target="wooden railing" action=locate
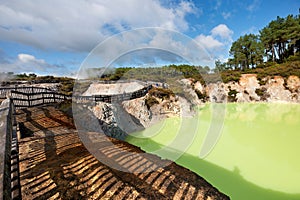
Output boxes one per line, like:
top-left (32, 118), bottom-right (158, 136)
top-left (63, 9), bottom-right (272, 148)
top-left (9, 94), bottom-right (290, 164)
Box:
top-left (73, 85), bottom-right (152, 104)
top-left (0, 84), bottom-right (153, 109)
top-left (0, 84), bottom-right (153, 199)
top-left (11, 91), bottom-right (70, 108)
top-left (0, 83), bottom-right (154, 109)
top-left (0, 99), bottom-right (21, 200)
top-left (0, 86), bottom-right (55, 99)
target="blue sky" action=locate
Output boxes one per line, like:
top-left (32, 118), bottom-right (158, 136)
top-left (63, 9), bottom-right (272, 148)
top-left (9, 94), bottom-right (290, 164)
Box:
top-left (0, 0), bottom-right (299, 77)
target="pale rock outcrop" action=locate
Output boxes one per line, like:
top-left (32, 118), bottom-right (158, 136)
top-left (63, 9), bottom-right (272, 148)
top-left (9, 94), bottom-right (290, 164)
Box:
top-left (194, 81), bottom-right (204, 93)
top-left (91, 102), bottom-right (127, 140)
top-left (287, 75), bottom-right (300, 92)
top-left (83, 82), bottom-right (144, 96)
top-left (148, 95), bottom-right (182, 121)
top-left (178, 79), bottom-right (201, 105)
top-left (238, 74), bottom-right (260, 101)
top-left (205, 82), bottom-right (228, 103)
top-left (91, 101), bottom-right (146, 140)
top-left (87, 74), bottom-right (300, 140)
top-left (122, 97), bottom-right (151, 127)
top-left (91, 94), bottom-right (182, 140)
top-left (184, 74), bottom-right (300, 103)
top-left (287, 75), bottom-right (300, 102)
top-left (266, 76), bottom-right (292, 102)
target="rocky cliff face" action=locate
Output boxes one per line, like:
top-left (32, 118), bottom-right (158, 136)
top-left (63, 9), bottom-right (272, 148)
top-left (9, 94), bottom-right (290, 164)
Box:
top-left (90, 93), bottom-right (182, 140)
top-left (88, 74), bottom-right (300, 140)
top-left (192, 74), bottom-right (300, 103)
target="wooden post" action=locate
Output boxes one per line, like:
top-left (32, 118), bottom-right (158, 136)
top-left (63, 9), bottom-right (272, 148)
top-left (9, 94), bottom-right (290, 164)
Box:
top-left (27, 94), bottom-right (31, 107)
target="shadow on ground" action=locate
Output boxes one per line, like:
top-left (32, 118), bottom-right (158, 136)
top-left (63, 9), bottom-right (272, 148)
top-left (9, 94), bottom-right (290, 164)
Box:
top-left (17, 105), bottom-right (229, 199)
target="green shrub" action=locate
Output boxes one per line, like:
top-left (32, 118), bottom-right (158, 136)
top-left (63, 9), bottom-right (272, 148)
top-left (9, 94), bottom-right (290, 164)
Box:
top-left (221, 70), bottom-right (241, 83)
top-left (59, 80), bottom-right (74, 96)
top-left (253, 61), bottom-right (300, 80)
top-left (264, 61), bottom-right (278, 68)
top-left (257, 77), bottom-right (267, 86)
top-left (145, 96), bottom-right (159, 109)
top-left (148, 87), bottom-right (175, 100)
top-left (228, 89), bottom-right (238, 102)
top-left (287, 53), bottom-right (300, 62)
top-left (195, 89), bottom-right (208, 101)
top-left (57, 100), bottom-right (72, 115)
top-left (255, 88), bottom-right (270, 101)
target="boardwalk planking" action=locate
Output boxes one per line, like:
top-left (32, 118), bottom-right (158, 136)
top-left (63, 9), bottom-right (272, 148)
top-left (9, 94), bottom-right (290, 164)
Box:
top-left (16, 105), bottom-right (229, 199)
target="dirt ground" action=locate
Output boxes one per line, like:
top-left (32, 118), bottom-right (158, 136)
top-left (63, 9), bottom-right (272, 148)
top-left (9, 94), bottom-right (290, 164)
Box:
top-left (16, 105), bottom-right (229, 200)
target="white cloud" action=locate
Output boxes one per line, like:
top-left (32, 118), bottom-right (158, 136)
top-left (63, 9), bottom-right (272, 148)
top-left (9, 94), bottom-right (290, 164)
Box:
top-left (18, 54), bottom-right (45, 64)
top-left (79, 28), bottom-right (213, 73)
top-left (0, 0), bottom-right (195, 52)
top-left (0, 53), bottom-right (72, 76)
top-left (247, 0), bottom-right (261, 12)
top-left (214, 0), bottom-right (222, 10)
top-left (16, 53), bottom-right (48, 71)
top-left (194, 34), bottom-right (223, 50)
top-left (194, 24), bottom-right (234, 60)
top-left (211, 24), bottom-right (233, 41)
top-left (195, 24), bottom-right (233, 51)
top-left (221, 12), bottom-right (231, 20)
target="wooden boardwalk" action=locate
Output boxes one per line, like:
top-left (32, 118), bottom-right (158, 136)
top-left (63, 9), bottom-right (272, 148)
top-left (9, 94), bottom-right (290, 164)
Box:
top-left (0, 86), bottom-right (54, 99)
top-left (16, 105), bottom-right (229, 199)
top-left (2, 85), bottom-right (153, 108)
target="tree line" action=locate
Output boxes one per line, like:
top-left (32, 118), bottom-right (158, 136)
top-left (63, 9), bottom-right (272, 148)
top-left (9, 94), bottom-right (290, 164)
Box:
top-left (215, 13), bottom-right (300, 71)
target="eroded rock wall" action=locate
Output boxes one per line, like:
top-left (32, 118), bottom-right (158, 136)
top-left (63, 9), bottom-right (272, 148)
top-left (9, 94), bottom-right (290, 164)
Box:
top-left (88, 74), bottom-right (300, 140)
top-left (191, 74), bottom-right (300, 103)
top-left (90, 94), bottom-right (182, 140)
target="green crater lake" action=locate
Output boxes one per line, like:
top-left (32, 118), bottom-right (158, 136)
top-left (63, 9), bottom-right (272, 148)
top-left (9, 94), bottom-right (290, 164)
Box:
top-left (126, 103), bottom-right (300, 200)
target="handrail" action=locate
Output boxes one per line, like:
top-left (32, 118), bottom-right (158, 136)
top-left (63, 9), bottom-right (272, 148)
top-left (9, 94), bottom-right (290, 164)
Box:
top-left (11, 90), bottom-right (71, 108)
top-left (73, 85), bottom-right (152, 103)
top-left (4, 84), bottom-right (152, 108)
top-left (0, 99), bottom-right (21, 199)
top-left (0, 86), bottom-right (56, 99)
top-left (0, 84), bottom-right (153, 199)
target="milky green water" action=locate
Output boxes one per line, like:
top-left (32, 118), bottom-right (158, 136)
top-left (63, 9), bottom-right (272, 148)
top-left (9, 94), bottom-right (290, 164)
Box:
top-left (126, 103), bottom-right (300, 200)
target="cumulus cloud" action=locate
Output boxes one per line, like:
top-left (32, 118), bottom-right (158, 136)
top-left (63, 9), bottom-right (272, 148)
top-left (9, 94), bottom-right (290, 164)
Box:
top-left (195, 24), bottom-right (233, 50)
top-left (194, 24), bottom-right (233, 59)
top-left (0, 0), bottom-right (195, 52)
top-left (18, 54), bottom-right (45, 64)
top-left (79, 28), bottom-right (213, 74)
top-left (0, 53), bottom-right (72, 76)
top-left (211, 24), bottom-right (233, 41)
top-left (194, 34), bottom-right (223, 50)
